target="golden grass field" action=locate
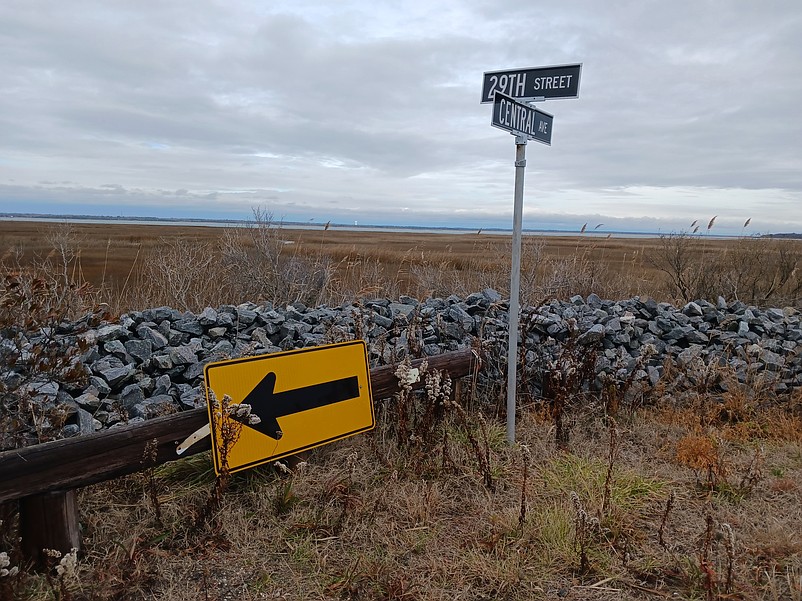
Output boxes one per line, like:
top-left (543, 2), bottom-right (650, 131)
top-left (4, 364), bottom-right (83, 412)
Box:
top-left (0, 219), bottom-right (662, 282)
top-left (0, 219), bottom-right (758, 312)
top-left (1, 219), bottom-right (802, 600)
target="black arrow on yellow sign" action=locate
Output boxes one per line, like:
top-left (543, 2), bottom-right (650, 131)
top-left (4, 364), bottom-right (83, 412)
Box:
top-left (241, 372), bottom-right (360, 440)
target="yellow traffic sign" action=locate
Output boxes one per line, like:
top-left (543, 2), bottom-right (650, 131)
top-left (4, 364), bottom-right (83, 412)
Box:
top-left (204, 340), bottom-right (374, 475)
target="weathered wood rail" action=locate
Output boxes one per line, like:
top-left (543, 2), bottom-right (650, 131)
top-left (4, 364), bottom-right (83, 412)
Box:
top-left (0, 349), bottom-right (483, 563)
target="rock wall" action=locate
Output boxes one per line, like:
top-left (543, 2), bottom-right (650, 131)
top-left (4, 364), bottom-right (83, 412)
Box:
top-left (5, 290), bottom-right (801, 442)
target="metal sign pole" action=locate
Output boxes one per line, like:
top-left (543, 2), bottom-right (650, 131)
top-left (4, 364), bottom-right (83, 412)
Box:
top-left (485, 62), bottom-right (580, 443)
top-left (507, 133), bottom-right (527, 445)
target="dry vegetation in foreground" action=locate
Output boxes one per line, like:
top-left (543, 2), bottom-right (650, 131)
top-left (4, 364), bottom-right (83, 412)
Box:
top-left (1, 217), bottom-right (801, 600)
top-left (3, 377), bottom-right (802, 600)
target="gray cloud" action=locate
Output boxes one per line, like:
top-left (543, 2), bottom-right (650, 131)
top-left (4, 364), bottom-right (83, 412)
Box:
top-left (1, 1), bottom-right (801, 234)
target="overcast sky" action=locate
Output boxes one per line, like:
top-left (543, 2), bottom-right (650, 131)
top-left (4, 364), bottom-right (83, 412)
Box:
top-left (1, 1), bottom-right (801, 234)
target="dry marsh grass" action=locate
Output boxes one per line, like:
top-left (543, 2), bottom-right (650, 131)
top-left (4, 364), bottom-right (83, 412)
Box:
top-left (4, 391), bottom-right (801, 600)
top-left (5, 218), bottom-right (800, 313)
top-left (1, 219), bottom-right (801, 600)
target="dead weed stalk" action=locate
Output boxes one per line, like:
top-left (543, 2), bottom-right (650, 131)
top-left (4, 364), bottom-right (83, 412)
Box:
top-left (193, 392), bottom-right (258, 531)
top-left (570, 491), bottom-right (598, 575)
top-left (601, 422), bottom-right (619, 518)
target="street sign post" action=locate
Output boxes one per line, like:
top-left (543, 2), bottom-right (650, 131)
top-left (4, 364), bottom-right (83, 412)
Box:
top-left (204, 340), bottom-right (374, 474)
top-left (481, 63), bottom-right (581, 103)
top-left (482, 63), bottom-right (581, 445)
top-left (491, 92), bottom-right (553, 145)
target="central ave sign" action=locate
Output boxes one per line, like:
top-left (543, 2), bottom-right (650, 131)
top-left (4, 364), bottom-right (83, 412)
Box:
top-left (491, 92), bottom-right (553, 145)
top-left (204, 340), bottom-right (374, 474)
top-left (481, 63), bottom-right (581, 103)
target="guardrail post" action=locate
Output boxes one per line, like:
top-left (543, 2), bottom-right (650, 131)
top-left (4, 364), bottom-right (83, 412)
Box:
top-left (20, 490), bottom-right (80, 568)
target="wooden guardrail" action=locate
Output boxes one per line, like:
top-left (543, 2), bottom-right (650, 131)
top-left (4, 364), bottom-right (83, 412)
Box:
top-left (0, 349), bottom-right (483, 564)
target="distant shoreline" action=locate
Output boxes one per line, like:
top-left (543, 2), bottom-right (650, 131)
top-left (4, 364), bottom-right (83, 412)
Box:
top-left (0, 212), bottom-right (765, 239)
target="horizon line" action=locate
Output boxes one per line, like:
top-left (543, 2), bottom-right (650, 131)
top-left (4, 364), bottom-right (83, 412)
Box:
top-left (0, 211), bottom-right (764, 238)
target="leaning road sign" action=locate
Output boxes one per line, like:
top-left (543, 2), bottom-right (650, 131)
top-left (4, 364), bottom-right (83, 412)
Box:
top-left (491, 92), bottom-right (553, 145)
top-left (481, 63), bottom-right (582, 103)
top-left (204, 340), bottom-right (374, 475)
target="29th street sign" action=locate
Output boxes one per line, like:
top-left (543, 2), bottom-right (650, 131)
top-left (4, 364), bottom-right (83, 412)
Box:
top-left (491, 92), bottom-right (553, 145)
top-left (481, 63), bottom-right (581, 103)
